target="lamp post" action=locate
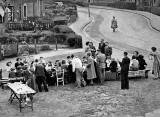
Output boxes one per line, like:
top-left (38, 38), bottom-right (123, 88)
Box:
top-left (88, 0), bottom-right (90, 17)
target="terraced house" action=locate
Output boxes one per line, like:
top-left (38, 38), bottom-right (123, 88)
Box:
top-left (0, 0), bottom-right (44, 23)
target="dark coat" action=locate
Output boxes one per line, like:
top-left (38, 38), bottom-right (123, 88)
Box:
top-left (98, 43), bottom-right (105, 54)
top-left (35, 64), bottom-right (46, 78)
top-left (120, 57), bottom-right (130, 73)
top-left (110, 61), bottom-right (117, 72)
top-left (139, 59), bottom-right (147, 70)
top-left (104, 46), bottom-right (112, 57)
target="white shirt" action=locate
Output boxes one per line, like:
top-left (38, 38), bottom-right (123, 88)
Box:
top-left (72, 57), bottom-right (82, 72)
top-left (130, 59), bottom-right (139, 68)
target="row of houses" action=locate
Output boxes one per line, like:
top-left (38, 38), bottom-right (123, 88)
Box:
top-left (0, 0), bottom-right (44, 23)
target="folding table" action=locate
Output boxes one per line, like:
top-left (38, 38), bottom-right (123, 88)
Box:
top-left (8, 82), bottom-right (36, 112)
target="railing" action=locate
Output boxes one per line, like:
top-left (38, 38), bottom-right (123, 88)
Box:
top-left (6, 22), bottom-right (55, 31)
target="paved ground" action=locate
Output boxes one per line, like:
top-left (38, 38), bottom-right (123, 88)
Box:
top-left (1, 6), bottom-right (160, 117)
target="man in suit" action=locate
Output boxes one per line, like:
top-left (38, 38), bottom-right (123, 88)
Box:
top-left (96, 49), bottom-right (106, 84)
top-left (98, 39), bottom-right (105, 54)
top-left (35, 62), bottom-right (48, 92)
top-left (119, 52), bottom-right (130, 90)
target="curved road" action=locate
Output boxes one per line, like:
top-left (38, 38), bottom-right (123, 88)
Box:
top-left (76, 6), bottom-right (160, 57)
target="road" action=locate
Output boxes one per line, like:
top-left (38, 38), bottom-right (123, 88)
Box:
top-left (79, 6), bottom-right (160, 53)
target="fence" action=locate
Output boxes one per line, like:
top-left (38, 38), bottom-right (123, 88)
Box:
top-left (6, 22), bottom-right (55, 31)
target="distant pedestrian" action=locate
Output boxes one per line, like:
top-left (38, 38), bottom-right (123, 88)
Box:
top-left (111, 16), bottom-right (118, 32)
top-left (119, 52), bottom-right (130, 90)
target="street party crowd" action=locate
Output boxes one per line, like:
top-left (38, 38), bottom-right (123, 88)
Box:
top-left (4, 38), bottom-right (154, 94)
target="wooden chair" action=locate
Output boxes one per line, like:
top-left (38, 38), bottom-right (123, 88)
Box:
top-left (56, 69), bottom-right (64, 86)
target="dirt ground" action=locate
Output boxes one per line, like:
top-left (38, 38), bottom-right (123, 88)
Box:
top-left (1, 78), bottom-right (160, 117)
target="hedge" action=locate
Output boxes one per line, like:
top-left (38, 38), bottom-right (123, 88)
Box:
top-left (67, 35), bottom-right (82, 48)
top-left (40, 44), bottom-right (51, 51)
top-left (19, 45), bottom-right (36, 55)
top-left (107, 2), bottom-right (136, 10)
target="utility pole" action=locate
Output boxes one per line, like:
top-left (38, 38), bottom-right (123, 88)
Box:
top-left (88, 0), bottom-right (90, 17)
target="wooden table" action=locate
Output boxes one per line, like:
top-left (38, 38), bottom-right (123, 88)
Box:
top-left (8, 82), bottom-right (36, 112)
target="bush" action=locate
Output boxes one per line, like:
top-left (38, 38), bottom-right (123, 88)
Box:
top-left (76, 1), bottom-right (88, 7)
top-left (40, 44), bottom-right (51, 51)
top-left (67, 38), bottom-right (75, 47)
top-left (67, 35), bottom-right (82, 48)
top-left (69, 15), bottom-right (77, 23)
top-left (107, 1), bottom-right (136, 10)
top-left (151, 7), bottom-right (160, 16)
top-left (76, 35), bottom-right (82, 48)
top-left (19, 46), bottom-right (36, 55)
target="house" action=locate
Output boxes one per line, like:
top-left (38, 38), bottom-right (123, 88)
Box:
top-left (0, 0), bottom-right (44, 23)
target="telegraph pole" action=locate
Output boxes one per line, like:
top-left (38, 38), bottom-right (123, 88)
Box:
top-left (88, 0), bottom-right (90, 17)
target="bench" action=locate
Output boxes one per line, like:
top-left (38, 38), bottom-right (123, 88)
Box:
top-left (128, 69), bottom-right (150, 78)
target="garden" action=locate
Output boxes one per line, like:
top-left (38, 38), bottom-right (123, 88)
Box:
top-left (0, 2), bottom-right (82, 59)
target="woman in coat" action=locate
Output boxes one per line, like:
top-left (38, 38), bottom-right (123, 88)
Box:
top-left (86, 52), bottom-right (97, 85)
top-left (150, 47), bottom-right (160, 79)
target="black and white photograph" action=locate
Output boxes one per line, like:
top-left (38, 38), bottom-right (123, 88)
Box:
top-left (0, 0), bottom-right (160, 117)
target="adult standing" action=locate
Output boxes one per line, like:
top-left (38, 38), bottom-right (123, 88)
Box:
top-left (98, 39), bottom-right (105, 54)
top-left (150, 47), bottom-right (160, 79)
top-left (71, 54), bottom-right (86, 88)
top-left (89, 42), bottom-right (96, 58)
top-left (85, 41), bottom-right (91, 53)
top-left (111, 16), bottom-right (118, 32)
top-left (96, 49), bottom-right (106, 84)
top-left (35, 62), bottom-right (48, 92)
top-left (104, 42), bottom-right (112, 58)
top-left (119, 52), bottom-right (130, 90)
top-left (86, 52), bottom-right (97, 85)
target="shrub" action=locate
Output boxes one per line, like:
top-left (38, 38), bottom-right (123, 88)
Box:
top-left (40, 44), bottom-right (51, 51)
top-left (67, 38), bottom-right (75, 47)
top-left (76, 35), bottom-right (82, 48)
top-left (67, 35), bottom-right (82, 48)
top-left (69, 15), bottom-right (77, 23)
top-left (19, 45), bottom-right (36, 55)
top-left (107, 1), bottom-right (136, 10)
top-left (76, 1), bottom-right (88, 7)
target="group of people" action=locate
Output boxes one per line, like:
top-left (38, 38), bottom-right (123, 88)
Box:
top-left (84, 39), bottom-right (149, 90)
top-left (5, 37), bottom-right (160, 91)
